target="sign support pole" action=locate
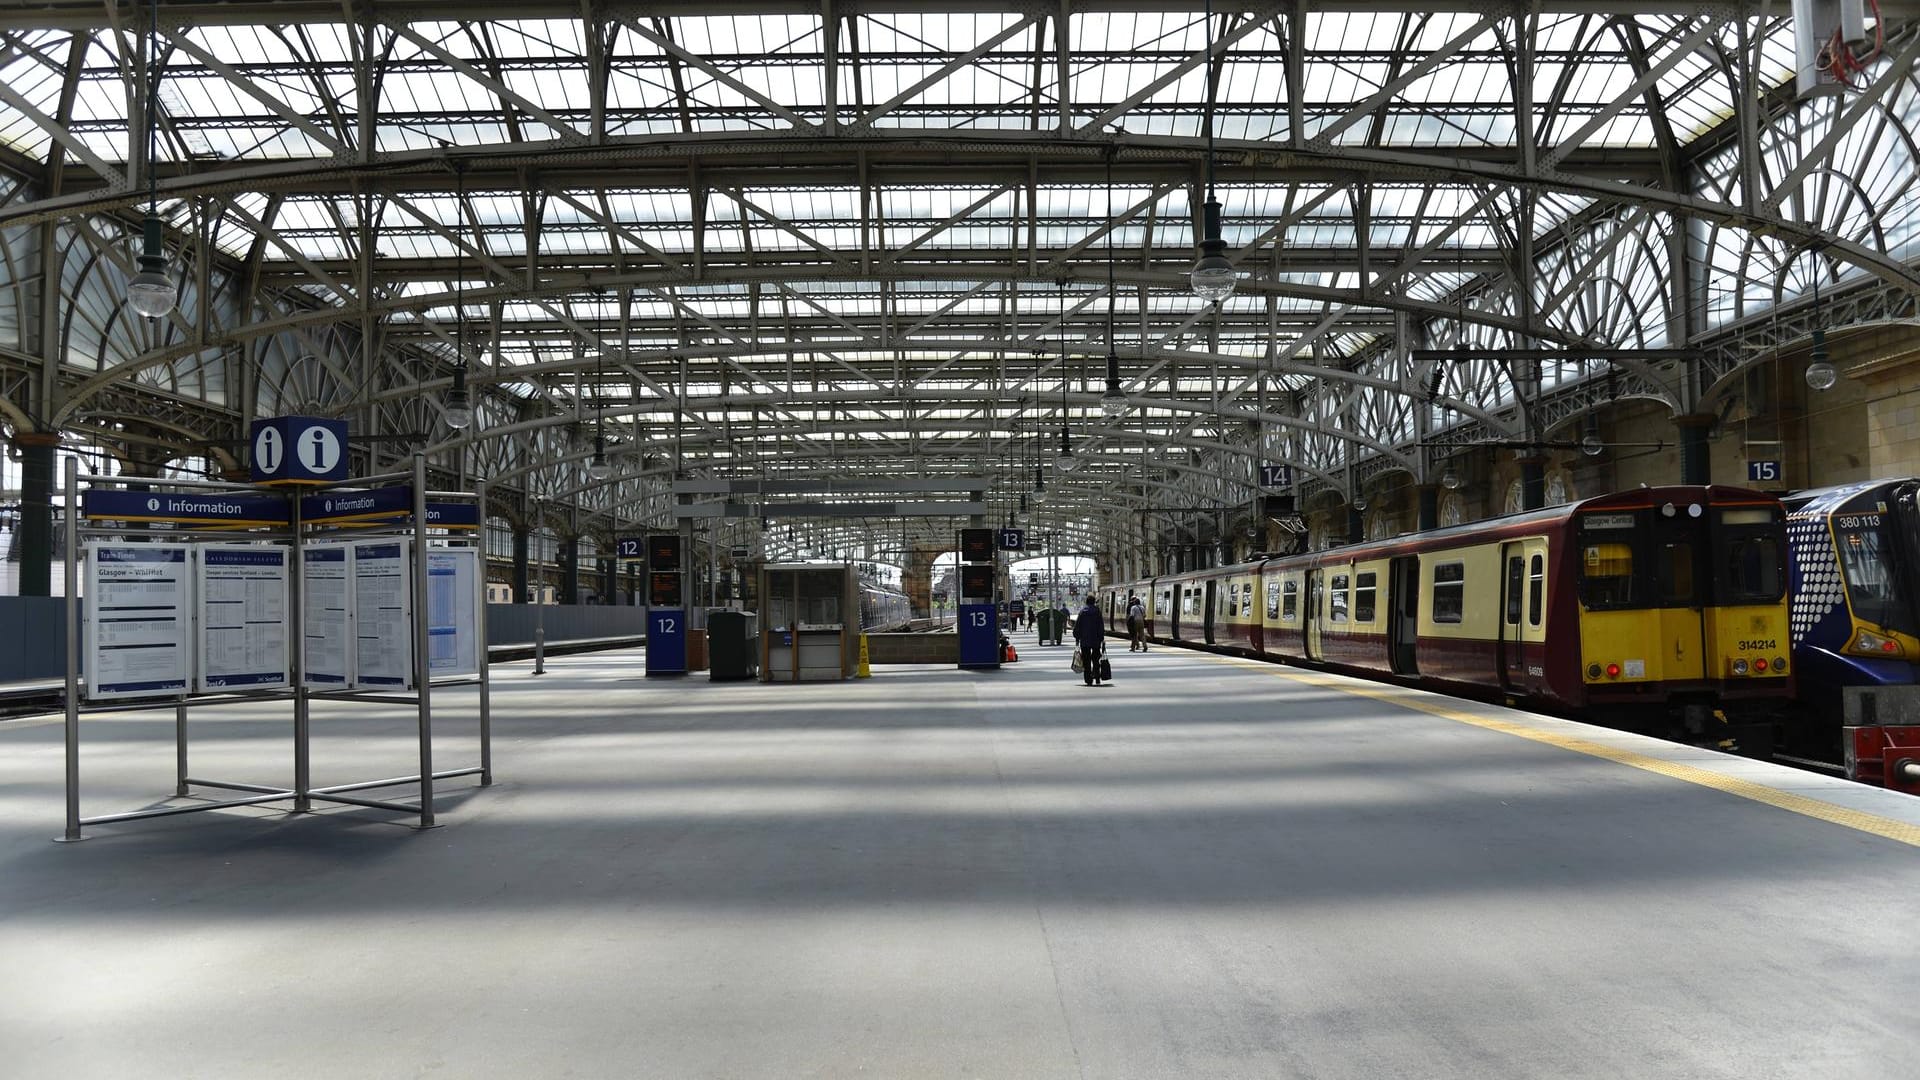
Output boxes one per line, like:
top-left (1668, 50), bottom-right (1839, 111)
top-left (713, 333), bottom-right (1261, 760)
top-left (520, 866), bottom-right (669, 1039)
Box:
top-left (476, 478), bottom-right (493, 785)
top-left (56, 457), bottom-right (86, 843)
top-left (411, 454), bottom-right (436, 829)
top-left (291, 490), bottom-right (310, 811)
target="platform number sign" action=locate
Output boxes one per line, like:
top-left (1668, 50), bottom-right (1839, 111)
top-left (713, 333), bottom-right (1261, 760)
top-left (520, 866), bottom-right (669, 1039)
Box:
top-left (1748, 460), bottom-right (1782, 483)
top-left (615, 536), bottom-right (643, 560)
top-left (998, 528), bottom-right (1025, 551)
top-left (1260, 464), bottom-right (1292, 488)
top-left (250, 416), bottom-right (348, 486)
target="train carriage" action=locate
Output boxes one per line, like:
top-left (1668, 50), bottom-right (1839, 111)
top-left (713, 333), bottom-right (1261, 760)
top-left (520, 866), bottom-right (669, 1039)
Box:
top-left (1115, 486), bottom-right (1793, 750)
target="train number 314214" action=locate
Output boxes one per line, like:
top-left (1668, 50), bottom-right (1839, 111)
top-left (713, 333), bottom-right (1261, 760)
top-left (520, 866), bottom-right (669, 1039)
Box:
top-left (1737, 639), bottom-right (1777, 651)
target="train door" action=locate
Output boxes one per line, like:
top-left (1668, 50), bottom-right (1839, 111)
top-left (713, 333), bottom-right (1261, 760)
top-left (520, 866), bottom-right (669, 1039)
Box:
top-left (1499, 540), bottom-right (1550, 694)
top-left (1203, 579), bottom-right (1217, 644)
top-left (1304, 568), bottom-right (1323, 661)
top-left (1388, 556), bottom-right (1420, 675)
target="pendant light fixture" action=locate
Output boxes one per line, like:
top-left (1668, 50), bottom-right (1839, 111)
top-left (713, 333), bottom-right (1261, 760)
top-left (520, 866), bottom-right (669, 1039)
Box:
top-left (126, 0), bottom-right (178, 319)
top-left (1055, 281), bottom-right (1079, 473)
top-left (1101, 146), bottom-right (1127, 418)
top-left (443, 160), bottom-right (474, 430)
top-left (1187, 0), bottom-right (1235, 305)
top-left (584, 350), bottom-right (612, 481)
top-left (1805, 260), bottom-right (1837, 391)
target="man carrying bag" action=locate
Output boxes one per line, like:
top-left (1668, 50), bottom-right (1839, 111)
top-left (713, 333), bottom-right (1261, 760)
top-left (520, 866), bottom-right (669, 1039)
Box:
top-left (1073, 594), bottom-right (1109, 686)
top-left (1125, 592), bottom-right (1147, 652)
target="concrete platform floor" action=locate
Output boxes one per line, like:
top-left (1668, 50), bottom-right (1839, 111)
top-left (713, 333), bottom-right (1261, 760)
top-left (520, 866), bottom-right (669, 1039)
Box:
top-left (3, 631), bottom-right (1919, 1079)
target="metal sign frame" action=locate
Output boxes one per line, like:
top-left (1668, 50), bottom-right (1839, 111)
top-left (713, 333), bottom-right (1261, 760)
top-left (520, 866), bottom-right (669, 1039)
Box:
top-left (54, 454), bottom-right (492, 842)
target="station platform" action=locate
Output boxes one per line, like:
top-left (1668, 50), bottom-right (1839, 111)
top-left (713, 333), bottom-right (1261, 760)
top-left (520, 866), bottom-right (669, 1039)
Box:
top-left (2, 631), bottom-right (1917, 1078)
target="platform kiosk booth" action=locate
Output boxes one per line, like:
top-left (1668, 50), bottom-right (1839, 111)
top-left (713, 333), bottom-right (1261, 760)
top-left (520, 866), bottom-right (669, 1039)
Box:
top-left (759, 563), bottom-right (859, 682)
top-left (957, 528), bottom-right (1001, 669)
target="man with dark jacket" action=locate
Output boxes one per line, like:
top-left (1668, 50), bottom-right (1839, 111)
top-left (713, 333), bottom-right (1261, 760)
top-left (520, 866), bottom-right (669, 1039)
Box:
top-left (1074, 594), bottom-right (1106, 686)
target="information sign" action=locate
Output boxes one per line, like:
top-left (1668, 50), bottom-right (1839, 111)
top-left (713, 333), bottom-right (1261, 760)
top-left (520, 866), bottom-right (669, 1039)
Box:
top-left (352, 540), bottom-right (412, 688)
top-left (85, 544), bottom-right (192, 700)
top-left (1260, 464), bottom-right (1293, 488)
top-left (959, 528), bottom-right (994, 563)
top-left (649, 572), bottom-right (684, 608)
top-left (957, 603), bottom-right (1001, 669)
top-left (960, 563), bottom-right (995, 599)
top-left (647, 608), bottom-right (687, 674)
top-left (650, 534), bottom-right (683, 571)
top-left (1747, 460), bottom-right (1782, 483)
top-left (425, 547), bottom-right (480, 677)
top-left (196, 546), bottom-right (290, 692)
top-left (303, 544), bottom-right (354, 687)
top-left (251, 416), bottom-right (348, 486)
top-left (616, 536), bottom-right (643, 559)
top-left (300, 488), bottom-right (478, 529)
top-left (82, 489), bottom-right (288, 528)
top-left (998, 528), bottom-right (1026, 551)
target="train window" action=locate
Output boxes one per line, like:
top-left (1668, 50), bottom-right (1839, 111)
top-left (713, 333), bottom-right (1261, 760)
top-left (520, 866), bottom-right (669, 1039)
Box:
top-left (1354, 572), bottom-right (1377, 623)
top-left (1720, 535), bottom-right (1784, 604)
top-left (1658, 543), bottom-right (1695, 604)
top-left (1528, 554), bottom-right (1544, 626)
top-left (1579, 541), bottom-right (1638, 609)
top-left (1329, 574), bottom-right (1350, 623)
top-left (1432, 562), bottom-right (1465, 624)
top-left (1267, 580), bottom-right (1282, 620)
top-left (1282, 580), bottom-right (1299, 621)
top-left (1504, 557), bottom-right (1524, 624)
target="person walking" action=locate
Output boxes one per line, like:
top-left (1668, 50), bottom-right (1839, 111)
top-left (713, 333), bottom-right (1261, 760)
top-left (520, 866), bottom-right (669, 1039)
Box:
top-left (1074, 594), bottom-right (1106, 686)
top-left (1126, 592), bottom-right (1147, 652)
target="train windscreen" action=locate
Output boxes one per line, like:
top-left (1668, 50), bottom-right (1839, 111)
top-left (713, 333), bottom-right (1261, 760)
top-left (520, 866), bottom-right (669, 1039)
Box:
top-left (1834, 504), bottom-right (1918, 637)
top-left (1711, 507), bottom-right (1786, 606)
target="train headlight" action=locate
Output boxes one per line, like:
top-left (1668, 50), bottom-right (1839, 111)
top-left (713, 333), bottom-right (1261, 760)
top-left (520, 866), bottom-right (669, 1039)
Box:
top-left (1848, 629), bottom-right (1907, 658)
top-left (1587, 663), bottom-right (1603, 679)
top-left (1732, 658), bottom-right (1749, 676)
top-left (1774, 656), bottom-right (1788, 673)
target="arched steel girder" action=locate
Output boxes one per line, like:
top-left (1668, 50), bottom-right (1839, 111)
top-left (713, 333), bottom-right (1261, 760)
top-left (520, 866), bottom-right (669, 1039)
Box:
top-left (51, 261), bottom-right (1565, 426)
top-left (8, 128), bottom-right (1916, 295)
top-left (426, 388), bottom-right (1402, 483)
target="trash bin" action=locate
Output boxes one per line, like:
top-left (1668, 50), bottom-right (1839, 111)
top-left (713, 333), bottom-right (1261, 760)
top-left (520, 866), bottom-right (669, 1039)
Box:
top-left (1036, 608), bottom-right (1063, 646)
top-left (708, 610), bottom-right (759, 681)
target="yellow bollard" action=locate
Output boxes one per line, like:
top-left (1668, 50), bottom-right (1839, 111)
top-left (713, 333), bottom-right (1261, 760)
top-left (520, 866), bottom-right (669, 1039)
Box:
top-left (856, 633), bottom-right (872, 678)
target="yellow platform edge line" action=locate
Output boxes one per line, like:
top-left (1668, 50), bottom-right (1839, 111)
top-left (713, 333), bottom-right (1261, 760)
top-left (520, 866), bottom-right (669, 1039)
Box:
top-left (1202, 653), bottom-right (1920, 849)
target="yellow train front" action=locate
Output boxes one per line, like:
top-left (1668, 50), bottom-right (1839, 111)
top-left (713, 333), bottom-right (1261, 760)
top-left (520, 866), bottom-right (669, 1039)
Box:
top-left (1108, 485), bottom-right (1794, 754)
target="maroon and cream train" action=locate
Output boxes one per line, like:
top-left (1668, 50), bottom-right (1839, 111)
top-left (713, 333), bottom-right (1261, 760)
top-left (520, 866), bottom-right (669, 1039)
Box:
top-left (1102, 486), bottom-right (1797, 747)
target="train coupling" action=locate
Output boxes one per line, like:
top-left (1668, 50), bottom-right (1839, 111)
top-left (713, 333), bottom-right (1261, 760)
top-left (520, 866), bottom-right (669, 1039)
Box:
top-left (1841, 686), bottom-right (1920, 794)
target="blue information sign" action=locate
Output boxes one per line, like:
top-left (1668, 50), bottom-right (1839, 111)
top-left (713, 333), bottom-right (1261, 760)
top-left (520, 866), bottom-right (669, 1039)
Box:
top-left (1260, 464), bottom-right (1292, 488)
top-left (251, 416), bottom-right (349, 486)
top-left (1747, 460), bottom-right (1782, 483)
top-left (300, 488), bottom-right (478, 528)
top-left (999, 528), bottom-right (1025, 551)
top-left (616, 536), bottom-right (644, 559)
top-left (957, 603), bottom-right (1001, 669)
top-left (646, 608), bottom-right (687, 675)
top-left (82, 489), bottom-right (289, 527)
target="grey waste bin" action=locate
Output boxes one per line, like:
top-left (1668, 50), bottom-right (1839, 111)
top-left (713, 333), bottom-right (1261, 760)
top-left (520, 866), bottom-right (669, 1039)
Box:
top-left (708, 610), bottom-right (759, 681)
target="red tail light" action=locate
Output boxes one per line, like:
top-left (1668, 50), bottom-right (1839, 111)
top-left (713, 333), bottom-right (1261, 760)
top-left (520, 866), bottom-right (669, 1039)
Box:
top-left (1754, 658), bottom-right (1768, 672)
top-left (1605, 663), bottom-right (1621, 679)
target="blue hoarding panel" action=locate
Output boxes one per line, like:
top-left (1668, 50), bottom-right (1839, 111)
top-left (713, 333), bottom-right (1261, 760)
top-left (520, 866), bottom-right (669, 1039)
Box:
top-left (647, 608), bottom-right (687, 675)
top-left (958, 603), bottom-right (1001, 668)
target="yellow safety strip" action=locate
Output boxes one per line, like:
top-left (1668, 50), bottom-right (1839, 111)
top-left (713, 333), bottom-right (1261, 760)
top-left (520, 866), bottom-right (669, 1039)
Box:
top-left (1202, 653), bottom-right (1920, 849)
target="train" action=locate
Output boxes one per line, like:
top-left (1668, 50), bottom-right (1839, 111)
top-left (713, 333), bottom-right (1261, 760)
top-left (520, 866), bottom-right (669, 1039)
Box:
top-left (859, 581), bottom-right (913, 632)
top-left (1781, 479), bottom-right (1920, 775)
top-left (1103, 485), bottom-right (1795, 753)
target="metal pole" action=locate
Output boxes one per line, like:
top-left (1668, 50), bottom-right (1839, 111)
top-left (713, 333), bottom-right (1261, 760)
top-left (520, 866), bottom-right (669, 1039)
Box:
top-left (174, 700), bottom-right (188, 797)
top-left (411, 454), bottom-right (435, 828)
top-left (475, 479), bottom-right (492, 785)
top-left (532, 497), bottom-right (546, 675)
top-left (290, 489), bottom-right (310, 811)
top-left (56, 456), bottom-right (86, 842)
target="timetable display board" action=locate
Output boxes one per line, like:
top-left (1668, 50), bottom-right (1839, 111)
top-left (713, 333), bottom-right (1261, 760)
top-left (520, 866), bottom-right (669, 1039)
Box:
top-left (303, 544), bottom-right (354, 687)
top-left (959, 528), bottom-right (994, 563)
top-left (196, 546), bottom-right (290, 692)
top-left (649, 534), bottom-right (683, 571)
top-left (425, 547), bottom-right (480, 678)
top-left (352, 540), bottom-right (412, 689)
top-left (84, 543), bottom-right (192, 700)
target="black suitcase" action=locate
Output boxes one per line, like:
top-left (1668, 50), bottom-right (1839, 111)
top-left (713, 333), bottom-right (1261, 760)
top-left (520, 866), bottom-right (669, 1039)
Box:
top-left (1098, 655), bottom-right (1112, 682)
